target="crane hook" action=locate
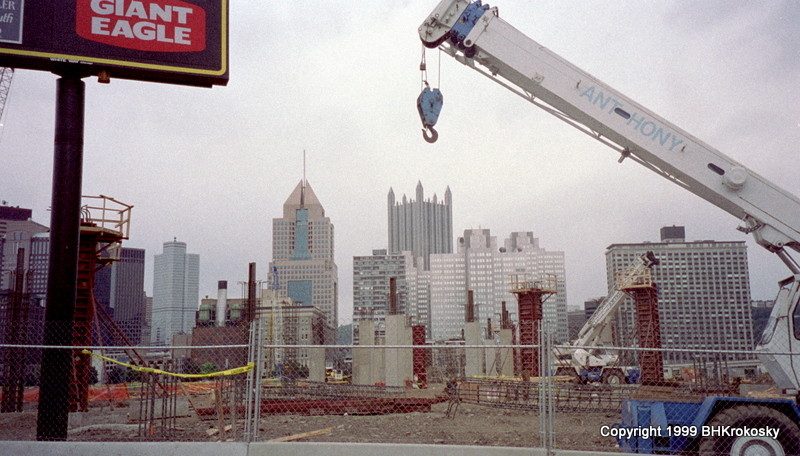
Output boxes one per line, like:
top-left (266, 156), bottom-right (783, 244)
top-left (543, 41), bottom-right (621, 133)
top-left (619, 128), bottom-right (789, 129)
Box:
top-left (422, 126), bottom-right (438, 143)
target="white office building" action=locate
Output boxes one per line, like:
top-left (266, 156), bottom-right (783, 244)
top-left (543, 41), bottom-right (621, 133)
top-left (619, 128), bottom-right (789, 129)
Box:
top-left (151, 240), bottom-right (199, 346)
top-left (606, 226), bottom-right (755, 364)
top-left (429, 230), bottom-right (568, 342)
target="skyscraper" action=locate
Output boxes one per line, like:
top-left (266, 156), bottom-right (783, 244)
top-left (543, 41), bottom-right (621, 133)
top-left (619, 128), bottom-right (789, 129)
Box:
top-left (95, 248), bottom-right (147, 345)
top-left (605, 226), bottom-right (755, 363)
top-left (0, 205), bottom-right (48, 291)
top-left (270, 179), bottom-right (338, 328)
top-left (110, 248), bottom-right (147, 345)
top-left (388, 182), bottom-right (452, 270)
top-left (151, 240), bottom-right (199, 346)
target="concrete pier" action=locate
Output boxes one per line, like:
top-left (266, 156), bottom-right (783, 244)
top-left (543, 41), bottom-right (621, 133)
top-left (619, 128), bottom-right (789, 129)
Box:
top-left (308, 347), bottom-right (326, 382)
top-left (464, 321), bottom-right (484, 377)
top-left (353, 320), bottom-right (384, 385)
top-left (498, 328), bottom-right (514, 377)
top-left (384, 314), bottom-right (412, 387)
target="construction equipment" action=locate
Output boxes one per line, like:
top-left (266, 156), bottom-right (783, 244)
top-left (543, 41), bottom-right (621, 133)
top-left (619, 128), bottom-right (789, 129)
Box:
top-left (419, 2), bottom-right (800, 454)
top-left (417, 83), bottom-right (442, 143)
top-left (0, 67), bottom-right (13, 124)
top-left (71, 195), bottom-right (132, 411)
top-left (556, 252), bottom-right (659, 384)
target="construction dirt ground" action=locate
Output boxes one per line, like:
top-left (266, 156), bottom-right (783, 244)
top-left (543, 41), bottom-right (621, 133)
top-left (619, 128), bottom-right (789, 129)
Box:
top-left (0, 383), bottom-right (622, 451)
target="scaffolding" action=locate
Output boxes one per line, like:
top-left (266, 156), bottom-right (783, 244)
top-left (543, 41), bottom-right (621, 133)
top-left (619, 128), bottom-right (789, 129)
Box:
top-left (70, 195), bottom-right (131, 412)
top-left (509, 274), bottom-right (557, 378)
top-left (616, 263), bottom-right (664, 385)
top-left (1, 249), bottom-right (30, 413)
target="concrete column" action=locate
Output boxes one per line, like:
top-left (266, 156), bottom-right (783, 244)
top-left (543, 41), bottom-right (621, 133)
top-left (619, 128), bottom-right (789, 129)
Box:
top-left (307, 347), bottom-right (326, 383)
top-left (353, 320), bottom-right (375, 385)
top-left (464, 321), bottom-right (484, 378)
top-left (498, 329), bottom-right (514, 377)
top-left (373, 336), bottom-right (385, 385)
top-left (384, 315), bottom-right (412, 387)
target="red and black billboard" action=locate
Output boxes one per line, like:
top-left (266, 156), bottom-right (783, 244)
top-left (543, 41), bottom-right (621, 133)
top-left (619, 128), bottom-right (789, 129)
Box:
top-left (0, 0), bottom-right (227, 87)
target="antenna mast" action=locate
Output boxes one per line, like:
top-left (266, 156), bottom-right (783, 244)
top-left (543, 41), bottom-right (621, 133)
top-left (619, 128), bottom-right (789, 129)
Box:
top-left (301, 150), bottom-right (306, 207)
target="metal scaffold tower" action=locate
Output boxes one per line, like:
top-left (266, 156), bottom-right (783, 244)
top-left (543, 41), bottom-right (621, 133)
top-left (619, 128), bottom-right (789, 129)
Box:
top-left (616, 260), bottom-right (664, 385)
top-left (509, 274), bottom-right (557, 378)
top-left (70, 196), bottom-right (132, 412)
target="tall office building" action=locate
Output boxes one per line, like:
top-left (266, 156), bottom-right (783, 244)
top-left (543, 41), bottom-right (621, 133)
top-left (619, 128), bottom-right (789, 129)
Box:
top-left (151, 240), bottom-right (199, 346)
top-left (0, 205), bottom-right (48, 291)
top-left (388, 182), bottom-right (452, 270)
top-left (110, 248), bottom-right (147, 345)
top-left (606, 226), bottom-right (755, 363)
top-left (352, 250), bottom-right (414, 342)
top-left (95, 248), bottom-right (147, 345)
top-left (270, 179), bottom-right (338, 328)
top-left (429, 229), bottom-right (568, 342)
top-left (496, 232), bottom-right (568, 342)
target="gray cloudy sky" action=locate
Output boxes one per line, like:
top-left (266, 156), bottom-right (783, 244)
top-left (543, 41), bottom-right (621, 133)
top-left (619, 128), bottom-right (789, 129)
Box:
top-left (2, 0), bottom-right (799, 324)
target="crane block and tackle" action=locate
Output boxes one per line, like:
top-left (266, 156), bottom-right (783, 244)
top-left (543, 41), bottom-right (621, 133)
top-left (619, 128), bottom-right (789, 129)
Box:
top-left (419, 1), bottom-right (800, 454)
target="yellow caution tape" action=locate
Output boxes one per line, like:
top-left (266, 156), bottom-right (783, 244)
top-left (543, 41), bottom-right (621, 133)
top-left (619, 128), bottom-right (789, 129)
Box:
top-left (82, 350), bottom-right (254, 378)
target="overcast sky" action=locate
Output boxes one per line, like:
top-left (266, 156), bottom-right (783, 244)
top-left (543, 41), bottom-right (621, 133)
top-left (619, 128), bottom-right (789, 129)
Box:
top-left (1, 0), bottom-right (799, 325)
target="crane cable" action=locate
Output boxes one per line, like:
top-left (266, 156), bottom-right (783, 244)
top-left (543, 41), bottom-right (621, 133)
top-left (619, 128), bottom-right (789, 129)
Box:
top-left (420, 44), bottom-right (427, 91)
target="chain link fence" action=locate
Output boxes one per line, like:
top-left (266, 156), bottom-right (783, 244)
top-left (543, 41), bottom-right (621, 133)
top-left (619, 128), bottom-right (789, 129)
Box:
top-left (0, 318), bottom-right (799, 455)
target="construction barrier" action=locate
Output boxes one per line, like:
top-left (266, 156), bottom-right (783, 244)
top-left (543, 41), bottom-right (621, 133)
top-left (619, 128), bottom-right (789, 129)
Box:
top-left (0, 329), bottom-right (793, 454)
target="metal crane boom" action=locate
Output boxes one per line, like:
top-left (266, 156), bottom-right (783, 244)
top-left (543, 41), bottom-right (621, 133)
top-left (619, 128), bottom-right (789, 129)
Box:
top-left (419, 0), bottom-right (800, 269)
top-left (419, 6), bottom-right (800, 453)
top-left (0, 67), bottom-right (13, 124)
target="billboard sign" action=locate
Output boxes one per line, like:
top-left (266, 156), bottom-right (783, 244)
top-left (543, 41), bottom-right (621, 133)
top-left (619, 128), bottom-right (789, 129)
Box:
top-left (0, 0), bottom-right (227, 87)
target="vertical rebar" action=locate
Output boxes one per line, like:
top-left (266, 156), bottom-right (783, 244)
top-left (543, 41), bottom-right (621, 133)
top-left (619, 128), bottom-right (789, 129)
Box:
top-left (538, 327), bottom-right (546, 448)
top-left (244, 320), bottom-right (256, 440)
top-left (389, 277), bottom-right (397, 315)
top-left (466, 290), bottom-right (475, 323)
top-left (538, 326), bottom-right (555, 453)
top-left (253, 325), bottom-right (264, 440)
top-left (245, 317), bottom-right (265, 441)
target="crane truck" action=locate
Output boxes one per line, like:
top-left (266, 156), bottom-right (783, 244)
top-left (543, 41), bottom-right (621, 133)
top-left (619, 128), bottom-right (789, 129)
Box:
top-left (419, 1), bottom-right (800, 455)
top-left (556, 252), bottom-right (659, 385)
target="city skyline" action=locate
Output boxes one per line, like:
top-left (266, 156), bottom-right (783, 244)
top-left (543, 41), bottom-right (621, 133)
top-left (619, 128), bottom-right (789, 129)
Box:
top-left (1, 2), bottom-right (797, 324)
top-left (0, 196), bottom-right (787, 330)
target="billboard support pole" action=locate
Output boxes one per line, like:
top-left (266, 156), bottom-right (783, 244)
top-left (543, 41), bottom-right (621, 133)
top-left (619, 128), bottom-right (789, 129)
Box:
top-left (36, 74), bottom-right (86, 441)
